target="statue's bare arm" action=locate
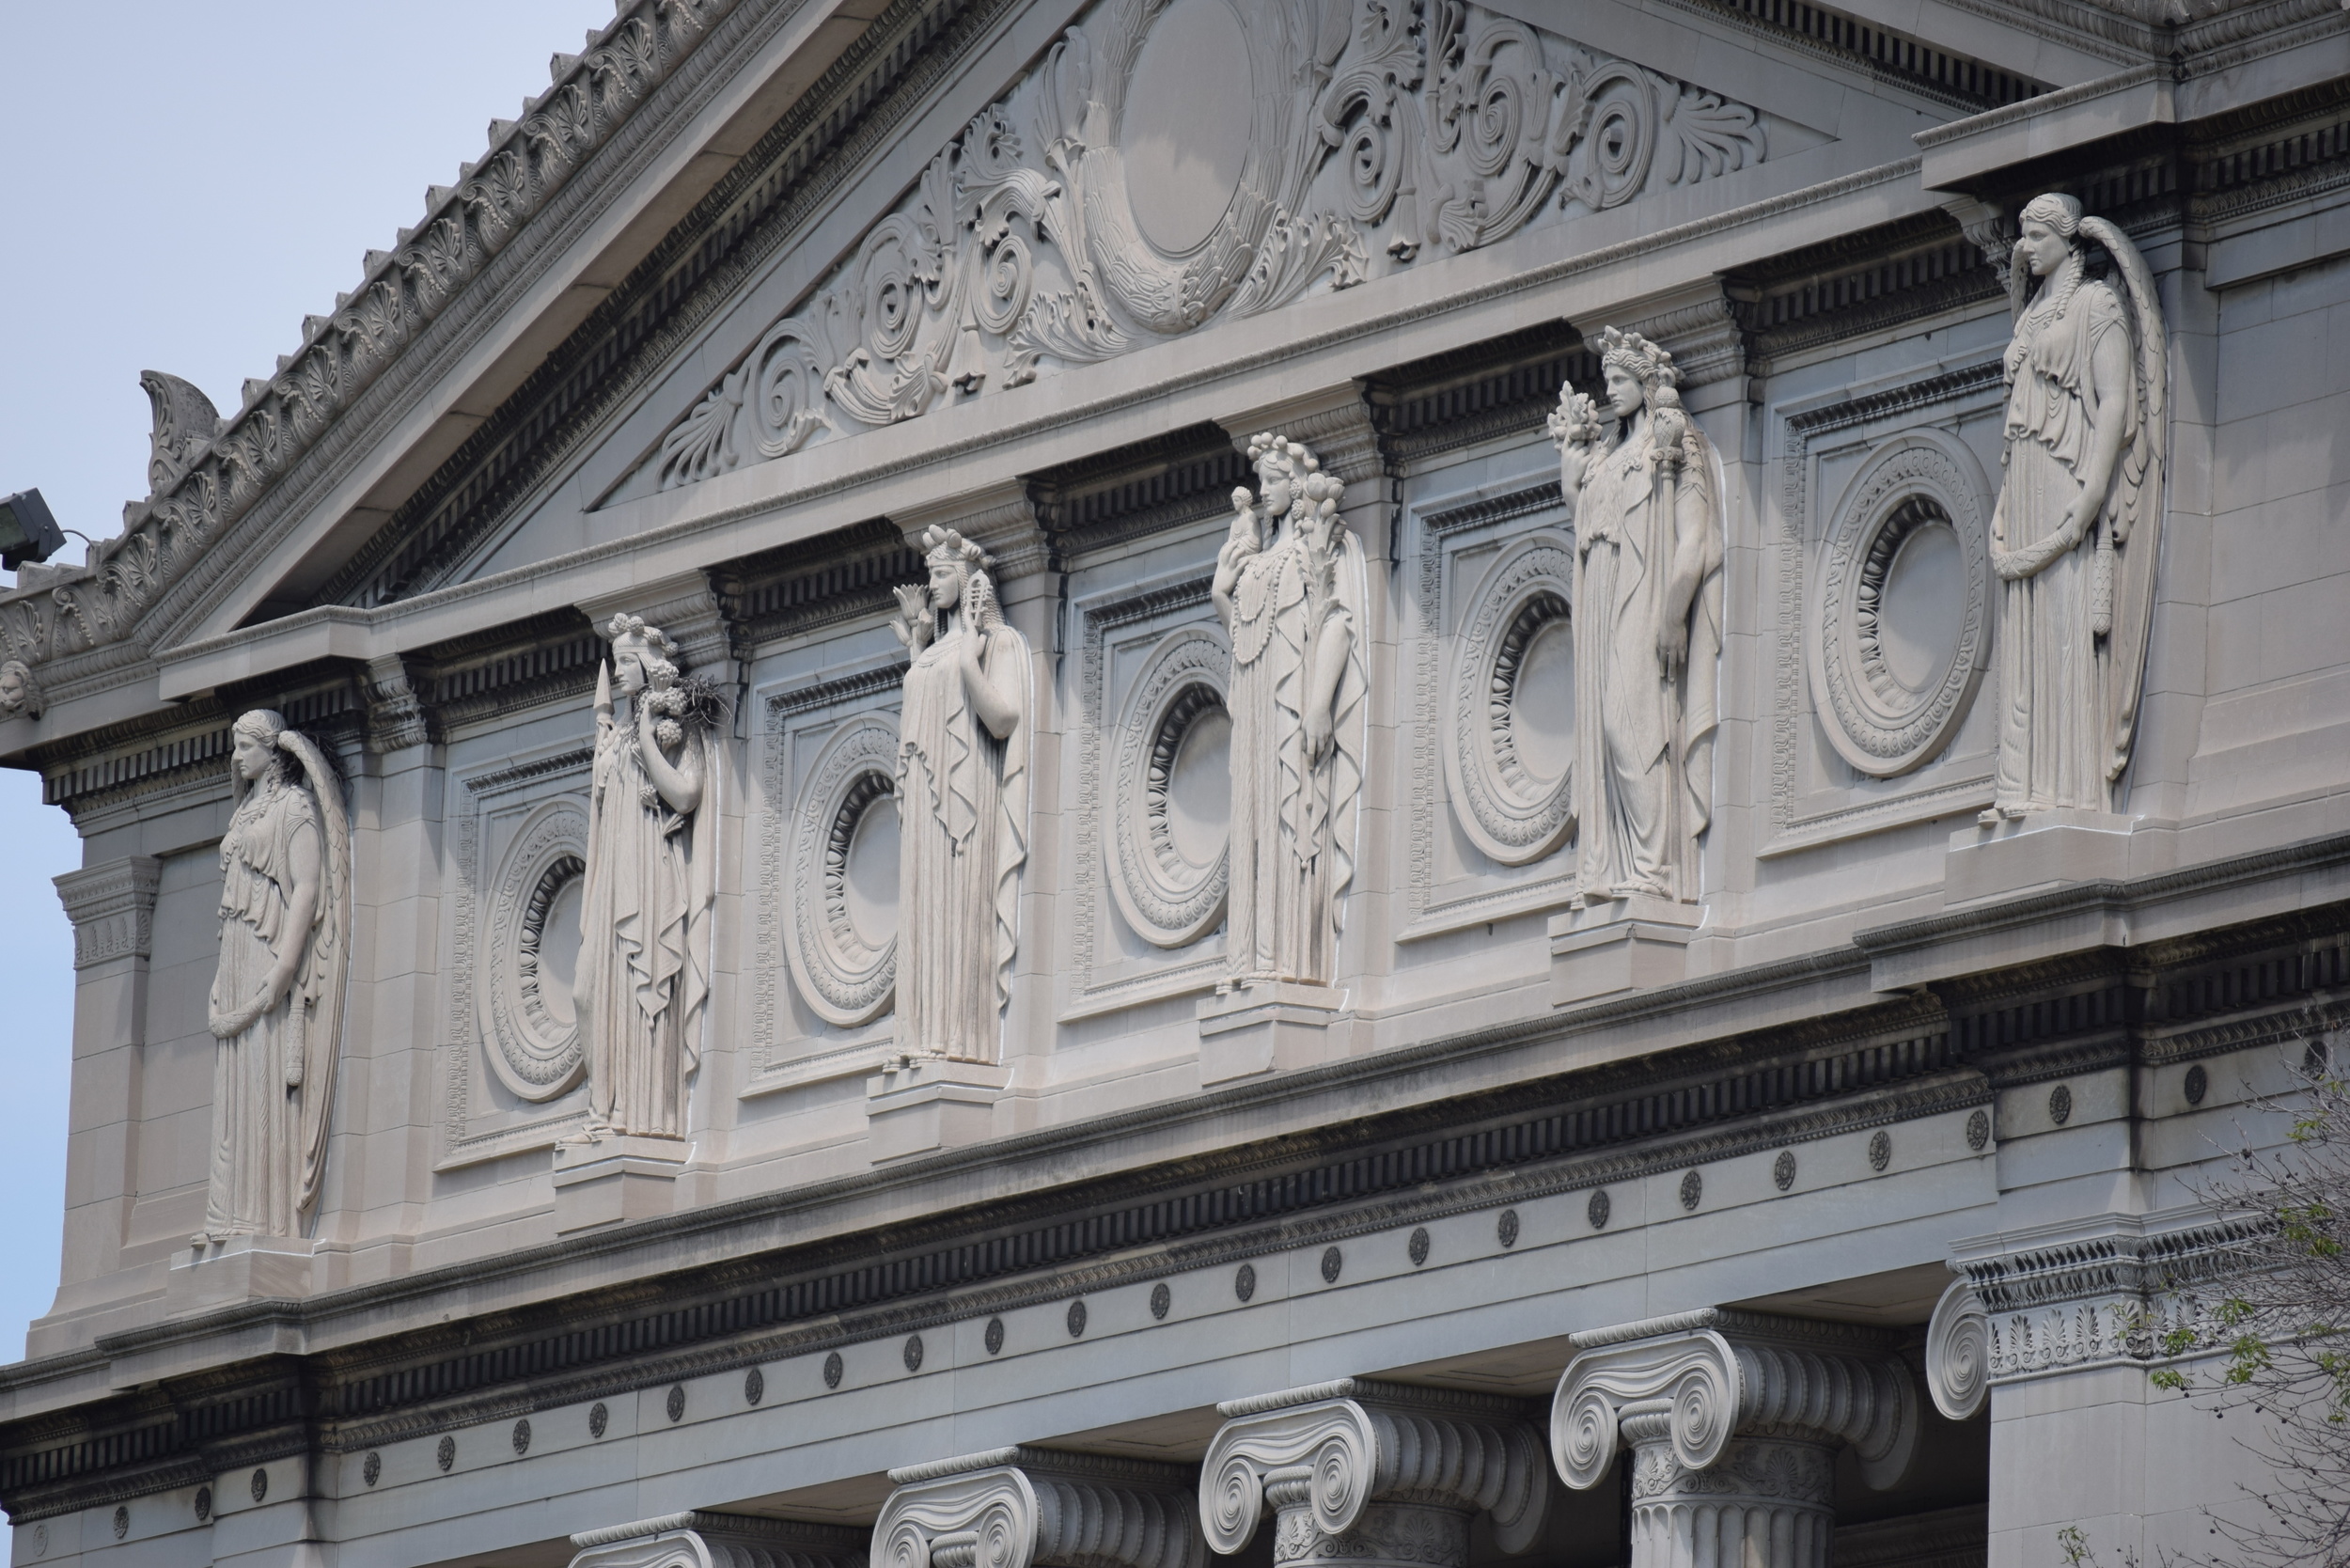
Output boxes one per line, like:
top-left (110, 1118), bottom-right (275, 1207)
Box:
top-left (960, 632), bottom-right (1023, 741)
top-left (1657, 471), bottom-right (1721, 682)
top-left (2067, 322), bottom-right (2133, 543)
top-left (1303, 608), bottom-right (1354, 765)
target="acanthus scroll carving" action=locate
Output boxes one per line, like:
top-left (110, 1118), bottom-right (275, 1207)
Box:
top-left (652, 1), bottom-right (1772, 493)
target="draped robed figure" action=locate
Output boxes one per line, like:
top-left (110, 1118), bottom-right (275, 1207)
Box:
top-left (888, 526), bottom-right (1030, 1060)
top-left (201, 710), bottom-right (350, 1242)
top-left (1984, 193), bottom-right (2167, 822)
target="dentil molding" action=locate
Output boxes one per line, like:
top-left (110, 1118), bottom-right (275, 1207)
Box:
top-left (875, 1447), bottom-right (1204, 1568)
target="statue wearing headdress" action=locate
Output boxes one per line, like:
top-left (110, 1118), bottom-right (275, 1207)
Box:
top-left (1213, 433), bottom-right (1370, 988)
top-left (1549, 328), bottom-right (1725, 905)
top-left (1983, 193), bottom-right (2167, 822)
top-left (888, 527), bottom-right (1031, 1060)
top-left (575, 615), bottom-right (718, 1138)
top-left (198, 710), bottom-right (351, 1243)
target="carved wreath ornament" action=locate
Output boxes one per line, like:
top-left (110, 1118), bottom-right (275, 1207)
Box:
top-left (1808, 435), bottom-right (1992, 777)
top-left (786, 716), bottom-right (901, 1027)
top-left (1111, 628), bottom-right (1231, 948)
top-left (1446, 539), bottom-right (1576, 865)
top-left (652, 0), bottom-right (1769, 492)
top-left (479, 800), bottom-right (589, 1101)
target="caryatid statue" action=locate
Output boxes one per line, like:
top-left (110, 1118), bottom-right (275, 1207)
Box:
top-left (575, 615), bottom-right (718, 1139)
top-left (1983, 193), bottom-right (2167, 823)
top-left (1550, 328), bottom-right (1724, 906)
top-left (198, 710), bottom-right (351, 1244)
top-left (1212, 433), bottom-right (1369, 989)
top-left (888, 526), bottom-right (1031, 1061)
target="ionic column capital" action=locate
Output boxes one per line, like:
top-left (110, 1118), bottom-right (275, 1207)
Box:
top-left (567, 1512), bottom-right (866, 1568)
top-left (876, 1447), bottom-right (1204, 1568)
top-left (1201, 1378), bottom-right (1547, 1568)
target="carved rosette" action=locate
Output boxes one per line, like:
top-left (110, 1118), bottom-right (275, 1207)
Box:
top-left (1111, 627), bottom-right (1231, 948)
top-left (786, 715), bottom-right (901, 1026)
top-left (1550, 1311), bottom-right (1917, 1568)
top-left (567, 1510), bottom-right (868, 1568)
top-left (1806, 435), bottom-right (1992, 777)
top-left (481, 800), bottom-right (590, 1100)
top-left (1445, 539), bottom-right (1576, 865)
top-left (875, 1447), bottom-right (1204, 1568)
top-left (1202, 1379), bottom-right (1547, 1568)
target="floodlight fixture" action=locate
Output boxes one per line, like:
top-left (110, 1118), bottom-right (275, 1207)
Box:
top-left (0, 488), bottom-right (65, 571)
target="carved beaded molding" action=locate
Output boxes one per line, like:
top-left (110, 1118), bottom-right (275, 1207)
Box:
top-left (1202, 1378), bottom-right (1548, 1562)
top-left (877, 1447), bottom-right (1204, 1568)
top-left (479, 800), bottom-right (589, 1101)
top-left (1110, 627), bottom-right (1230, 949)
top-left (651, 1), bottom-right (1771, 492)
top-left (567, 1510), bottom-right (868, 1568)
top-left (785, 714), bottom-right (901, 1027)
top-left (0, 0), bottom-right (744, 678)
top-left (1445, 536), bottom-right (1576, 866)
top-left (55, 856), bottom-right (163, 970)
top-left (1807, 433), bottom-right (1992, 778)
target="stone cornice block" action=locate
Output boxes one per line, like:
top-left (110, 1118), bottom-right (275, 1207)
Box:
top-left (1551, 1309), bottom-right (1918, 1491)
top-left (54, 855), bottom-right (163, 969)
top-left (877, 1446), bottom-right (1204, 1568)
top-left (568, 1511), bottom-right (868, 1568)
top-left (891, 480), bottom-right (1050, 584)
top-left (1612, 284), bottom-right (1750, 394)
top-left (1201, 1378), bottom-right (1547, 1557)
top-left (577, 571), bottom-right (737, 680)
top-left (1216, 387), bottom-right (1385, 490)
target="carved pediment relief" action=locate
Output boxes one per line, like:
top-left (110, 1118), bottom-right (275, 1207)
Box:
top-left (646, 0), bottom-right (1790, 494)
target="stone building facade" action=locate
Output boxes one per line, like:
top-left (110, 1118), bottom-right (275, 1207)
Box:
top-left (2, 1), bottom-right (2346, 1566)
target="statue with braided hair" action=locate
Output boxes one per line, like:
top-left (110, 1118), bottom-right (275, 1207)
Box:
top-left (197, 710), bottom-right (351, 1243)
top-left (575, 614), bottom-right (718, 1139)
top-left (1213, 433), bottom-right (1370, 988)
top-left (1982, 193), bottom-right (2168, 822)
top-left (888, 526), bottom-right (1031, 1060)
top-left (1550, 327), bottom-right (1725, 905)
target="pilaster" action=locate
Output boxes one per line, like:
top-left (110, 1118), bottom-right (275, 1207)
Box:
top-left (1202, 1378), bottom-right (1547, 1568)
top-left (52, 856), bottom-right (162, 1294)
top-left (876, 1447), bottom-right (1203, 1568)
top-left (1551, 1309), bottom-right (1919, 1568)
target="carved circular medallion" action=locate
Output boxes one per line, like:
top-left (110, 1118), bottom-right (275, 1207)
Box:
top-left (745, 1367), bottom-right (765, 1405)
top-left (1587, 1190), bottom-right (1610, 1231)
top-left (512, 1419), bottom-right (531, 1456)
top-left (113, 1506), bottom-right (128, 1540)
top-left (479, 800), bottom-right (589, 1101)
top-left (589, 1403), bottom-right (608, 1438)
top-left (198, 1482), bottom-right (216, 1516)
top-left (1868, 1130), bottom-right (1892, 1171)
top-left (253, 1466), bottom-right (271, 1501)
top-left (1966, 1108), bottom-right (1991, 1150)
top-left (1446, 541), bottom-right (1575, 866)
top-left (1234, 1262), bottom-right (1257, 1302)
top-left (823, 1351), bottom-right (845, 1389)
top-left (984, 1318), bottom-right (1005, 1356)
top-left (786, 716), bottom-right (901, 1026)
top-left (1320, 1246), bottom-right (1343, 1284)
top-left (1496, 1209), bottom-right (1520, 1249)
top-left (1679, 1169), bottom-right (1703, 1211)
top-left (1408, 1227), bottom-right (1431, 1265)
top-left (32, 1524), bottom-right (46, 1559)
top-left (1067, 1298), bottom-right (1089, 1338)
top-left (1122, 0), bottom-right (1255, 256)
top-left (434, 1437), bottom-right (454, 1474)
top-left (666, 1384), bottom-right (686, 1423)
top-left (903, 1335), bottom-right (925, 1372)
top-left (1809, 435), bottom-right (1992, 777)
top-left (2048, 1084), bottom-right (2073, 1126)
top-left (2304, 1038), bottom-right (2331, 1078)
top-left (2184, 1064), bottom-right (2208, 1105)
top-left (1111, 630), bottom-right (1231, 948)
top-left (1773, 1150), bottom-right (1796, 1191)
top-left (1151, 1281), bottom-right (1172, 1319)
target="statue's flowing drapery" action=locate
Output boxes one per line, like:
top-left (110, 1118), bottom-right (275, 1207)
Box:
top-left (895, 617), bottom-right (1029, 1060)
top-left (1568, 422), bottom-right (1723, 902)
top-left (577, 712), bottom-right (713, 1137)
top-left (1221, 499), bottom-right (1368, 987)
top-left (205, 727), bottom-right (348, 1237)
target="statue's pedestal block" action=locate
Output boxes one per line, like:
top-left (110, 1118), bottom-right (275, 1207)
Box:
top-left (553, 1135), bottom-right (687, 1233)
top-left (168, 1234), bottom-right (316, 1312)
top-left (1945, 810), bottom-right (2169, 905)
top-left (1197, 982), bottom-right (1344, 1085)
top-left (866, 1058), bottom-right (1010, 1162)
top-left (1548, 896), bottom-right (1703, 1006)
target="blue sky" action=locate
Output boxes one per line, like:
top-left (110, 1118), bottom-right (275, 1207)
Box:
top-left (0, 0), bottom-right (616, 1361)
